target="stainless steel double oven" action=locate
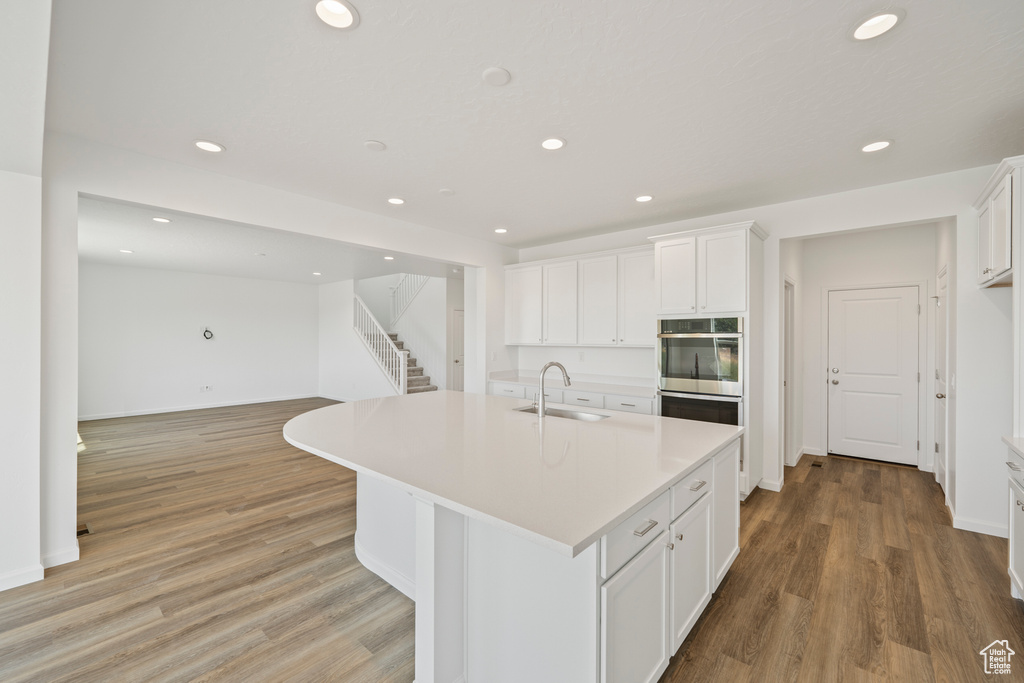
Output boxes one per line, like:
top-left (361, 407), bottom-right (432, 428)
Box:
top-left (657, 317), bottom-right (742, 426)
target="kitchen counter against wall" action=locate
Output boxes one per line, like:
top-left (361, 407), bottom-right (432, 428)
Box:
top-left (488, 370), bottom-right (656, 399)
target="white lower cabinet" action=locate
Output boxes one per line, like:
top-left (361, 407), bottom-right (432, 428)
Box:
top-left (601, 530), bottom-right (671, 683)
top-left (669, 494), bottom-right (712, 651)
top-left (1009, 476), bottom-right (1024, 599)
top-left (712, 440), bottom-right (741, 590)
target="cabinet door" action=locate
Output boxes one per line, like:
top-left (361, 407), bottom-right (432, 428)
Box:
top-left (698, 230), bottom-right (746, 313)
top-left (578, 256), bottom-right (619, 345)
top-left (1010, 478), bottom-right (1024, 596)
top-left (655, 239), bottom-right (696, 315)
top-left (505, 267), bottom-right (542, 344)
top-left (618, 251), bottom-right (656, 345)
top-left (977, 201), bottom-right (993, 284)
top-left (601, 531), bottom-right (670, 683)
top-left (543, 262), bottom-right (578, 344)
top-left (669, 494), bottom-right (711, 651)
top-left (990, 174), bottom-right (1013, 280)
top-left (712, 440), bottom-right (740, 591)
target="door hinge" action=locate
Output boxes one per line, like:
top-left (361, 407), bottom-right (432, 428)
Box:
top-left (917, 440), bottom-right (920, 450)
top-left (935, 369), bottom-right (939, 380)
top-left (935, 442), bottom-right (939, 453)
top-left (917, 372), bottom-right (920, 382)
top-left (918, 304), bottom-right (921, 314)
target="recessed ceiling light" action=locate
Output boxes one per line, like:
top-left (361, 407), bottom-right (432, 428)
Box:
top-left (482, 67), bottom-right (512, 87)
top-left (388, 197), bottom-right (404, 205)
top-left (152, 217), bottom-right (171, 223)
top-left (255, 252), bottom-right (266, 257)
top-left (384, 256), bottom-right (395, 260)
top-left (635, 195), bottom-right (653, 203)
top-left (364, 140), bottom-right (386, 152)
top-left (119, 249), bottom-right (133, 254)
top-left (862, 140), bottom-right (892, 152)
top-left (194, 140), bottom-right (225, 153)
top-left (316, 0), bottom-right (359, 29)
top-left (438, 188), bottom-right (455, 197)
top-left (852, 11), bottom-right (903, 40)
top-left (313, 272), bottom-right (322, 276)
top-left (541, 138), bottom-right (565, 151)
top-left (494, 228), bottom-right (508, 234)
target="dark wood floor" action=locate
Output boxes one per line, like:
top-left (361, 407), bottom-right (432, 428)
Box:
top-left (1, 400), bottom-right (1021, 682)
top-left (660, 454), bottom-right (1024, 683)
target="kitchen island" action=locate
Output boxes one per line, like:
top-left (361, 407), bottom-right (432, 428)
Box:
top-left (284, 390), bottom-right (743, 683)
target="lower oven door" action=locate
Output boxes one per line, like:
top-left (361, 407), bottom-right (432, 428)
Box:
top-left (658, 391), bottom-right (742, 426)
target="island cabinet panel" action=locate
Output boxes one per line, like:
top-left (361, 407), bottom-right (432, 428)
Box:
top-left (712, 439), bottom-right (741, 590)
top-left (600, 490), bottom-right (670, 580)
top-left (669, 493), bottom-right (712, 651)
top-left (601, 530), bottom-right (671, 683)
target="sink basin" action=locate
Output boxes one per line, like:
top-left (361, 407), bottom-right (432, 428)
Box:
top-left (514, 405), bottom-right (609, 422)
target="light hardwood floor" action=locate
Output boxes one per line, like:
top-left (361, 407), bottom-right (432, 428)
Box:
top-left (1, 401), bottom-right (1022, 682)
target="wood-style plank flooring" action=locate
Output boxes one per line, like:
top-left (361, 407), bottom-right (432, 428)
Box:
top-left (660, 454), bottom-right (1024, 683)
top-left (2, 401), bottom-right (1022, 681)
top-left (0, 398), bottom-right (414, 683)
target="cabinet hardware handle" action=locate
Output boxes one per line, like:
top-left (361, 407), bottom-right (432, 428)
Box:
top-left (1008, 461), bottom-right (1022, 472)
top-left (577, 398), bottom-right (590, 402)
top-left (689, 480), bottom-right (707, 491)
top-left (619, 339), bottom-right (624, 342)
top-left (622, 403), bottom-right (636, 407)
top-left (936, 393), bottom-right (946, 399)
top-left (633, 519), bottom-right (658, 537)
top-left (666, 542), bottom-right (675, 550)
top-left (676, 533), bottom-right (684, 541)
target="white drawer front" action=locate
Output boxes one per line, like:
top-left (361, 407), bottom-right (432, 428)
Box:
top-left (564, 391), bottom-right (605, 409)
top-left (601, 490), bottom-right (670, 580)
top-left (490, 382), bottom-right (526, 399)
top-left (525, 386), bottom-right (564, 404)
top-left (671, 459), bottom-right (713, 520)
top-left (606, 395), bottom-right (653, 415)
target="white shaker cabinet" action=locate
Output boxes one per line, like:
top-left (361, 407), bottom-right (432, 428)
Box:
top-left (505, 266), bottom-right (543, 344)
top-left (578, 255), bottom-right (619, 345)
top-left (1010, 476), bottom-right (1024, 599)
top-left (543, 261), bottom-right (578, 344)
top-left (698, 229), bottom-right (746, 313)
top-left (654, 236), bottom-right (697, 315)
top-left (669, 493), bottom-right (712, 652)
top-left (600, 531), bottom-right (671, 683)
top-left (578, 250), bottom-right (656, 346)
top-left (618, 250), bottom-right (656, 345)
top-left (975, 157), bottom-right (1021, 288)
top-left (712, 439), bottom-right (741, 590)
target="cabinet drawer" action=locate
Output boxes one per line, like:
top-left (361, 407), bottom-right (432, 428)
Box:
top-left (606, 395), bottom-right (653, 415)
top-left (601, 490), bottom-right (670, 580)
top-left (490, 382), bottom-right (526, 399)
top-left (671, 459), bottom-right (714, 519)
top-left (525, 386), bottom-right (563, 404)
top-left (564, 391), bottom-right (605, 409)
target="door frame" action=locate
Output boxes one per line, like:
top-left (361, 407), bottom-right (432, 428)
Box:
top-left (933, 265), bottom-right (949, 497)
top-left (818, 280), bottom-right (933, 469)
top-left (783, 277), bottom-right (797, 467)
top-left (447, 308), bottom-right (465, 391)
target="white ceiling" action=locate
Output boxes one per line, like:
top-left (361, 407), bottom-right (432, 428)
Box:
top-left (78, 196), bottom-right (463, 284)
top-left (48, 0), bottom-right (1024, 248)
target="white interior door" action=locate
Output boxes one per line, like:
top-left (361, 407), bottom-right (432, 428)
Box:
top-left (827, 286), bottom-right (919, 465)
top-left (934, 270), bottom-right (948, 491)
top-left (450, 309), bottom-right (465, 391)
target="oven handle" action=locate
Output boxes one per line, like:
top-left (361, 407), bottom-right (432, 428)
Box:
top-left (657, 333), bottom-right (742, 339)
top-left (658, 391), bottom-right (742, 402)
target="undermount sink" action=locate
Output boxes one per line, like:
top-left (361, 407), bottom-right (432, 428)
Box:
top-left (514, 405), bottom-right (609, 422)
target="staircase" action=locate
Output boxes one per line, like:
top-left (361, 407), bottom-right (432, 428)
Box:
top-left (388, 333), bottom-right (438, 394)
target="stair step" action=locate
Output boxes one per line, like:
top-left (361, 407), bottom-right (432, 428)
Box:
top-left (407, 384), bottom-right (438, 394)
top-left (388, 333), bottom-right (398, 340)
top-left (408, 366), bottom-right (424, 377)
top-left (393, 340), bottom-right (405, 349)
top-left (407, 357), bottom-right (417, 367)
top-left (408, 375), bottom-right (431, 387)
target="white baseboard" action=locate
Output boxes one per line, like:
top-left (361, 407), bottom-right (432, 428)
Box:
top-left (42, 541), bottom-right (80, 569)
top-left (78, 394), bottom-right (320, 421)
top-left (802, 447), bottom-right (826, 457)
top-left (760, 479), bottom-right (783, 492)
top-left (953, 514), bottom-right (1008, 539)
top-left (0, 563), bottom-right (44, 593)
top-left (354, 534), bottom-right (416, 601)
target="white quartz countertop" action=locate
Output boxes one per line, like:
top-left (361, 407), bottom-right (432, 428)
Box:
top-left (284, 391), bottom-right (743, 558)
top-left (1003, 436), bottom-right (1024, 459)
top-left (488, 372), bottom-right (656, 398)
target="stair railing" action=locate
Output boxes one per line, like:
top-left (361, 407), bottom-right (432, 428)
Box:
top-left (391, 273), bottom-right (429, 327)
top-left (354, 295), bottom-right (409, 394)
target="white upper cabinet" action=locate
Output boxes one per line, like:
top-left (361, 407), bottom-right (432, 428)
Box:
top-left (653, 223), bottom-right (763, 317)
top-left (543, 261), bottom-right (578, 344)
top-left (975, 157), bottom-right (1021, 288)
top-left (698, 230), bottom-right (746, 313)
top-left (654, 237), bottom-right (696, 315)
top-left (506, 247), bottom-right (654, 346)
top-left (578, 255), bottom-right (618, 345)
top-left (505, 266), bottom-right (542, 344)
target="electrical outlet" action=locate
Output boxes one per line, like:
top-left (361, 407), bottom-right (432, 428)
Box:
top-left (200, 385), bottom-right (213, 393)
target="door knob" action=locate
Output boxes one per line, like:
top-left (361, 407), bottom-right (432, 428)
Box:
top-left (936, 393), bottom-right (945, 399)
top-left (831, 368), bottom-right (839, 373)
top-left (832, 379), bottom-right (839, 385)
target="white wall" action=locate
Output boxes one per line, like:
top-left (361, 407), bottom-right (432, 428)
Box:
top-left (0, 170), bottom-right (44, 591)
top-left (78, 264), bottom-right (319, 419)
top-left (354, 273), bottom-right (402, 325)
top-left (798, 223), bottom-right (939, 456)
top-left (393, 277), bottom-right (449, 390)
top-left (519, 164), bottom-right (1011, 534)
top-left (319, 279), bottom-right (401, 401)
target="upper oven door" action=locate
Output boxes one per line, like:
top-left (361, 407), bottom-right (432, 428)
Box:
top-left (658, 331), bottom-right (742, 396)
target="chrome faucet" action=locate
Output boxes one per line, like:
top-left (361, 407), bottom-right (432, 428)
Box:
top-left (538, 362), bottom-right (571, 417)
